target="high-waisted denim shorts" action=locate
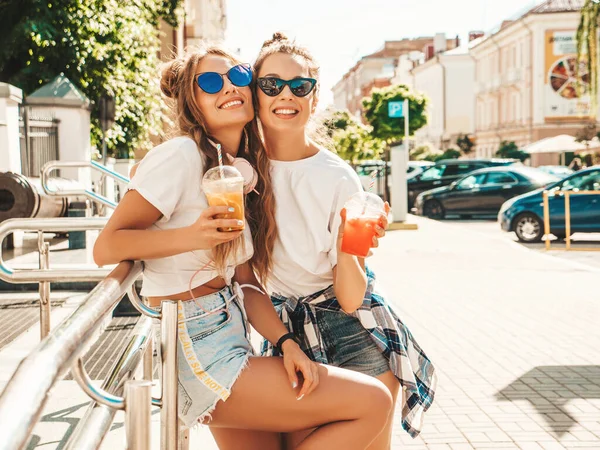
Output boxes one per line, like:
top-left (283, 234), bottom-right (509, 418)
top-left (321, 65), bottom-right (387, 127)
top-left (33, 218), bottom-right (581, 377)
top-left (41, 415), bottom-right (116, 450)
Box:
top-left (315, 308), bottom-right (389, 378)
top-left (153, 285), bottom-right (253, 428)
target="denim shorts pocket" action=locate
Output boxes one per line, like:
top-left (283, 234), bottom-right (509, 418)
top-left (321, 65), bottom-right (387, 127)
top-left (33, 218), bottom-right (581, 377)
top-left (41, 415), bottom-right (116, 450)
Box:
top-left (185, 309), bottom-right (231, 342)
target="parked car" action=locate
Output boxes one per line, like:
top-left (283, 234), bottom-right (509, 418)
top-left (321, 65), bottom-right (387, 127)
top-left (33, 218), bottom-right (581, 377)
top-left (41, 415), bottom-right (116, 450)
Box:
top-left (538, 165), bottom-right (574, 179)
top-left (356, 160), bottom-right (431, 195)
top-left (407, 158), bottom-right (519, 207)
top-left (499, 166), bottom-right (600, 243)
top-left (407, 161), bottom-right (434, 178)
top-left (415, 167), bottom-right (559, 219)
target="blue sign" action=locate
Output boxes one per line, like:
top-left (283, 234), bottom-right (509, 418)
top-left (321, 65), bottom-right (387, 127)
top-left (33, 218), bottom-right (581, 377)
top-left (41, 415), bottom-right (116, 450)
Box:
top-left (388, 101), bottom-right (404, 118)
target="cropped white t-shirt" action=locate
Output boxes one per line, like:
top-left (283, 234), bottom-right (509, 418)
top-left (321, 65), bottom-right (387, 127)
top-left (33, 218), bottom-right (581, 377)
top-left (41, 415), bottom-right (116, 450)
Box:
top-left (128, 136), bottom-right (254, 297)
top-left (267, 149), bottom-right (363, 298)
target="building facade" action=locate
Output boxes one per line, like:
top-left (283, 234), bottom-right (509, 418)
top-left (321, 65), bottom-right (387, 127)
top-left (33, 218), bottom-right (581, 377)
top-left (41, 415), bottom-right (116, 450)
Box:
top-left (332, 36), bottom-right (459, 120)
top-left (472, 0), bottom-right (595, 165)
top-left (158, 0), bottom-right (227, 61)
top-left (410, 47), bottom-right (476, 150)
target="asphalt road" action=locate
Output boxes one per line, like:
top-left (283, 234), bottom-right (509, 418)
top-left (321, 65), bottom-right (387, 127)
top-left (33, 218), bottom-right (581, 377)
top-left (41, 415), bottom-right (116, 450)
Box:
top-left (436, 216), bottom-right (600, 270)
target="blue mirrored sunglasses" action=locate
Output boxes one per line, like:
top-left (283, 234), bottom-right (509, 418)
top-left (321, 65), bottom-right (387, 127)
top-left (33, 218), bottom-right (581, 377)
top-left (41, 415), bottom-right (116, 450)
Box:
top-left (195, 64), bottom-right (253, 94)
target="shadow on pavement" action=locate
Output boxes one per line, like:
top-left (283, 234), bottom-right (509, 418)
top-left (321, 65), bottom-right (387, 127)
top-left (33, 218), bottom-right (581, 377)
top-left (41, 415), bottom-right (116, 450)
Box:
top-left (495, 365), bottom-right (600, 437)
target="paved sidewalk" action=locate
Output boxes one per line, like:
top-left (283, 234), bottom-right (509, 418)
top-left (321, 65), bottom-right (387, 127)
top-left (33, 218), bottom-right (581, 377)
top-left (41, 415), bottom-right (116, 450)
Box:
top-left (370, 216), bottom-right (600, 449)
top-left (2, 215), bottom-right (599, 449)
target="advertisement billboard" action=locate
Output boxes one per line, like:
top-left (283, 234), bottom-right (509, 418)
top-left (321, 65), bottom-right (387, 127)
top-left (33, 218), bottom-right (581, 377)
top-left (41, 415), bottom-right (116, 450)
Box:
top-left (544, 30), bottom-right (591, 121)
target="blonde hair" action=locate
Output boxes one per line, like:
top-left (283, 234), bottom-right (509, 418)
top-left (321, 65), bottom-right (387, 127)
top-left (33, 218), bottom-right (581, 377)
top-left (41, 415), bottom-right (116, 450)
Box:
top-left (161, 45), bottom-right (277, 284)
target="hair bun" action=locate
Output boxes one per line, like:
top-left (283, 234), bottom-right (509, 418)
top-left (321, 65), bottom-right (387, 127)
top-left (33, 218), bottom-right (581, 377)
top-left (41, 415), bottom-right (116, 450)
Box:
top-left (262, 32), bottom-right (289, 49)
top-left (160, 58), bottom-right (184, 99)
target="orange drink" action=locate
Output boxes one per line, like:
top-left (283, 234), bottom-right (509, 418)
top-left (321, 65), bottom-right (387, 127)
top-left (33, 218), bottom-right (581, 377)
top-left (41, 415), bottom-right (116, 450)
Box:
top-left (341, 216), bottom-right (379, 257)
top-left (340, 191), bottom-right (385, 258)
top-left (202, 166), bottom-right (245, 231)
top-left (205, 191), bottom-right (245, 230)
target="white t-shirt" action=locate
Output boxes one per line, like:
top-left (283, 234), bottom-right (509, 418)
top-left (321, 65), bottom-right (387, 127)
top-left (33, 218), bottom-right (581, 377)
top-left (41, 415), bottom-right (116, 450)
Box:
top-left (128, 136), bottom-right (254, 297)
top-left (267, 149), bottom-right (363, 297)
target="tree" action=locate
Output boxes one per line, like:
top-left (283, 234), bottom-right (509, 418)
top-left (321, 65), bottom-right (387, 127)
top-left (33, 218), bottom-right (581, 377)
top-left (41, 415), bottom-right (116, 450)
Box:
top-left (577, 1), bottom-right (599, 116)
top-left (362, 84), bottom-right (428, 143)
top-left (332, 124), bottom-right (386, 165)
top-left (456, 134), bottom-right (475, 155)
top-left (322, 109), bottom-right (362, 137)
top-left (496, 140), bottom-right (530, 162)
top-left (436, 148), bottom-right (461, 162)
top-left (0, 0), bottom-right (184, 159)
top-left (318, 108), bottom-right (386, 163)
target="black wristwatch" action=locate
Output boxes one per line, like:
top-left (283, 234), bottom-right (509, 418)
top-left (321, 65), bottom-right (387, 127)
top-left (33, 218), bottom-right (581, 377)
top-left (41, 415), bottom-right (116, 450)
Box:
top-left (276, 332), bottom-right (299, 354)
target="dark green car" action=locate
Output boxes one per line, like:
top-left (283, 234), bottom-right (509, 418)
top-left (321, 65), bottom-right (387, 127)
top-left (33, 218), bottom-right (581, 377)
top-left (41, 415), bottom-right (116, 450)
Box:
top-left (415, 166), bottom-right (559, 219)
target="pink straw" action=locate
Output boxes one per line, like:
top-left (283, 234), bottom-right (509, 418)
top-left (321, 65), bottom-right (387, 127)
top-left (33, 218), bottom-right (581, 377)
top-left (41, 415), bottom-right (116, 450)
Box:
top-left (216, 143), bottom-right (224, 179)
top-left (369, 169), bottom-right (378, 192)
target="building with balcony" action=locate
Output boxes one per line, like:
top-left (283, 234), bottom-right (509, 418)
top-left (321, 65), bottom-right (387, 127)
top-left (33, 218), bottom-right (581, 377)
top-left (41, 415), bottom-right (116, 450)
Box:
top-left (332, 35), bottom-right (458, 120)
top-left (472, 0), bottom-right (594, 165)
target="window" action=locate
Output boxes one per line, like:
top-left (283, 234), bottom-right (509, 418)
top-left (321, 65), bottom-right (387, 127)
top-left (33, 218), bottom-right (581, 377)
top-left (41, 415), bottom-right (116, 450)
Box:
top-left (560, 170), bottom-right (600, 191)
top-left (485, 172), bottom-right (518, 185)
top-left (419, 165), bottom-right (446, 181)
top-left (456, 173), bottom-right (486, 190)
top-left (444, 163), bottom-right (480, 177)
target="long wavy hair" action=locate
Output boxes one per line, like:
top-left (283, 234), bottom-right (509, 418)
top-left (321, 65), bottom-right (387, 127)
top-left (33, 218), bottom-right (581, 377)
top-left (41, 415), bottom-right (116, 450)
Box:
top-left (160, 45), bottom-right (277, 284)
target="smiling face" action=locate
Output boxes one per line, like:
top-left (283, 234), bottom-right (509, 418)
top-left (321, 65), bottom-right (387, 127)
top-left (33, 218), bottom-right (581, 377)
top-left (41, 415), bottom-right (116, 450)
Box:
top-left (193, 54), bottom-right (254, 134)
top-left (256, 52), bottom-right (317, 133)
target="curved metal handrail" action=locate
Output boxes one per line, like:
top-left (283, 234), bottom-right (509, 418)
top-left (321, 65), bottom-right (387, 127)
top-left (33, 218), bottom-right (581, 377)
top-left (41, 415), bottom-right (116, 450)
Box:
top-left (128, 285), bottom-right (162, 319)
top-left (65, 315), bottom-right (155, 450)
top-left (41, 160), bottom-right (130, 209)
top-left (0, 217), bottom-right (110, 283)
top-left (0, 261), bottom-right (142, 450)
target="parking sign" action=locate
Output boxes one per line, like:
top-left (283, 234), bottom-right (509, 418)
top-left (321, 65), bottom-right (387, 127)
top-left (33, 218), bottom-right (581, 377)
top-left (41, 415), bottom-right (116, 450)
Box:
top-left (388, 101), bottom-right (404, 118)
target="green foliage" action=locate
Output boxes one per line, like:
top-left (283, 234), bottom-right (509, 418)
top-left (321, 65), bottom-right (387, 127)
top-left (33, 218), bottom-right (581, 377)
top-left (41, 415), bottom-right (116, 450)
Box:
top-left (0, 0), bottom-right (184, 159)
top-left (577, 1), bottom-right (599, 117)
top-left (411, 143), bottom-right (442, 162)
top-left (456, 134), bottom-right (475, 154)
top-left (435, 148), bottom-right (461, 162)
top-left (332, 124), bottom-right (386, 165)
top-left (496, 140), bottom-right (530, 162)
top-left (322, 109), bottom-right (361, 136)
top-left (362, 84), bottom-right (428, 142)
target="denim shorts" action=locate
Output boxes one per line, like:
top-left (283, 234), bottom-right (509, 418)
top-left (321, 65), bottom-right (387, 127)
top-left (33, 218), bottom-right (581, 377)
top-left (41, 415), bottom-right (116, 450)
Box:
top-left (153, 285), bottom-right (253, 428)
top-left (315, 308), bottom-right (389, 378)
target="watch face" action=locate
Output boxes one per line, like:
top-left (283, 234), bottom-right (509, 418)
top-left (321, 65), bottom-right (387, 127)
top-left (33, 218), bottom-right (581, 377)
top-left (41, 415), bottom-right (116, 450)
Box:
top-left (549, 56), bottom-right (589, 99)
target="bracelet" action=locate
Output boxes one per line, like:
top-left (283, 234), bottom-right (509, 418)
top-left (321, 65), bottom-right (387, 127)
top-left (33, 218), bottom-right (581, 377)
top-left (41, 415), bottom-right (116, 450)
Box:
top-left (275, 332), bottom-right (298, 354)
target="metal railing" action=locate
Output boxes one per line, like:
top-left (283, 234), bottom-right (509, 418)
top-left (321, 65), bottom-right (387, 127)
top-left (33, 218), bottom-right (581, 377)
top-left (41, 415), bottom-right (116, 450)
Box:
top-left (0, 261), bottom-right (185, 449)
top-left (542, 189), bottom-right (600, 251)
top-left (41, 160), bottom-right (130, 210)
top-left (0, 217), bottom-right (109, 339)
top-left (0, 221), bottom-right (186, 449)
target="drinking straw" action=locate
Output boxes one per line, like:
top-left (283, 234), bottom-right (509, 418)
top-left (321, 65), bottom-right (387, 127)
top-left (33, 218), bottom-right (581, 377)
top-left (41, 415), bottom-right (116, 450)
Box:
top-left (216, 143), bottom-right (224, 179)
top-left (369, 168), bottom-right (378, 192)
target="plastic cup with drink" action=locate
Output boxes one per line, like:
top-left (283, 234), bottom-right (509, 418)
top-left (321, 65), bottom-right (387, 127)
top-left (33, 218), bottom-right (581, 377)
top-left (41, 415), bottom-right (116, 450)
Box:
top-left (202, 165), bottom-right (245, 231)
top-left (340, 191), bottom-right (386, 258)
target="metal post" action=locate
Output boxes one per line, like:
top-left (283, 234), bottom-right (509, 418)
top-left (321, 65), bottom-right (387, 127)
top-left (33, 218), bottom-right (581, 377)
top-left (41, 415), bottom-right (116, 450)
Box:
top-left (125, 380), bottom-right (152, 450)
top-left (143, 298), bottom-right (154, 381)
top-left (543, 191), bottom-right (550, 251)
top-left (38, 232), bottom-right (51, 339)
top-left (565, 192), bottom-right (571, 250)
top-left (161, 301), bottom-right (179, 450)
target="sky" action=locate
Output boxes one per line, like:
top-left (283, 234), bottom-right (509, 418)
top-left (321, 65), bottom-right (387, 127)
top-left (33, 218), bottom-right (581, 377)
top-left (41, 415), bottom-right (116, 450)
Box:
top-left (225, 0), bottom-right (545, 108)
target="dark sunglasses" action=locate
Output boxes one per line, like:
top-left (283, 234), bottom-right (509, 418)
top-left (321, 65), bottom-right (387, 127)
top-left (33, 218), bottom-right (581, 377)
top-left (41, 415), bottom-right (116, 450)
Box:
top-left (195, 64), bottom-right (253, 94)
top-left (256, 77), bottom-right (317, 97)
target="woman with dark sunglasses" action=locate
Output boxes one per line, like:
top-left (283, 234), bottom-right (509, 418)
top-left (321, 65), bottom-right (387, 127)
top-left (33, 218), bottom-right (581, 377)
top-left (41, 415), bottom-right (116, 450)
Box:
top-left (95, 44), bottom-right (392, 449)
top-left (228, 33), bottom-right (435, 450)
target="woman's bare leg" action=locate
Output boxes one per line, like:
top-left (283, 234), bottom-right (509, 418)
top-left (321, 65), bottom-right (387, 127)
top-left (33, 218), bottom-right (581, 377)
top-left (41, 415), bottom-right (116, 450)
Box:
top-left (208, 357), bottom-right (393, 450)
top-left (283, 371), bottom-right (401, 450)
top-left (210, 428), bottom-right (283, 450)
top-left (366, 371), bottom-right (400, 450)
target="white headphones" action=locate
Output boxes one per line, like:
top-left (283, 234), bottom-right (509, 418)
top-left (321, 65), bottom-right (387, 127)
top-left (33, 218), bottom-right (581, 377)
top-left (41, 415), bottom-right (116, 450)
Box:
top-left (208, 134), bottom-right (259, 195)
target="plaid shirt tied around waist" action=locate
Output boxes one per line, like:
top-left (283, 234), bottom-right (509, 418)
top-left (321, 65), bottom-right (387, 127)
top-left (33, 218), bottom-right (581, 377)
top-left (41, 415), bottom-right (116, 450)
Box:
top-left (261, 268), bottom-right (437, 438)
